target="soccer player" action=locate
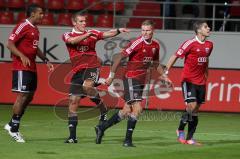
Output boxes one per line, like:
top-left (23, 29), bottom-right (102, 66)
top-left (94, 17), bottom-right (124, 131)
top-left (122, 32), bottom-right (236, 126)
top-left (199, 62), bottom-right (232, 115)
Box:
top-left (165, 20), bottom-right (213, 145)
top-left (62, 12), bottom-right (129, 143)
top-left (95, 20), bottom-right (171, 147)
top-left (4, 4), bottom-right (54, 143)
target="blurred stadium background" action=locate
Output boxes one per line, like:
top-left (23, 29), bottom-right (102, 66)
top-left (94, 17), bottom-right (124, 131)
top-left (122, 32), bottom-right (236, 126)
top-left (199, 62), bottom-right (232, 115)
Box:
top-left (0, 0), bottom-right (240, 159)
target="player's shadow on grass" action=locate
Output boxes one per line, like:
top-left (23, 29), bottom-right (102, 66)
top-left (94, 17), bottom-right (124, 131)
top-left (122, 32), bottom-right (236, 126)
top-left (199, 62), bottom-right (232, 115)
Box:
top-left (90, 135), bottom-right (177, 146)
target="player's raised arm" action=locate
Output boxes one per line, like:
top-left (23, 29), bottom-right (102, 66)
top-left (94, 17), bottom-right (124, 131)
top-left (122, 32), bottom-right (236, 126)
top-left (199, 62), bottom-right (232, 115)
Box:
top-left (102, 28), bottom-right (129, 39)
top-left (64, 32), bottom-right (93, 45)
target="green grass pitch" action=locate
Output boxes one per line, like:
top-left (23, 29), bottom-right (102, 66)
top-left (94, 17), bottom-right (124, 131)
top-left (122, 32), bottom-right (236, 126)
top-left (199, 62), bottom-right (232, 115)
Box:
top-left (0, 105), bottom-right (240, 159)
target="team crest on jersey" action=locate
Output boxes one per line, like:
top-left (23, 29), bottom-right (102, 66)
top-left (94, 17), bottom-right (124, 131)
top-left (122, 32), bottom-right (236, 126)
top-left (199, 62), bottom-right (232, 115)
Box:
top-left (152, 48), bottom-right (156, 54)
top-left (196, 48), bottom-right (200, 52)
top-left (143, 49), bottom-right (146, 53)
top-left (205, 47), bottom-right (210, 54)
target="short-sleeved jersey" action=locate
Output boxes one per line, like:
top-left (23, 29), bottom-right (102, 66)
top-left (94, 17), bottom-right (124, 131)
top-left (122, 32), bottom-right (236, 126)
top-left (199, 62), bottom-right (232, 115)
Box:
top-left (9, 19), bottom-right (40, 72)
top-left (62, 29), bottom-right (104, 73)
top-left (122, 36), bottom-right (160, 78)
top-left (175, 36), bottom-right (213, 85)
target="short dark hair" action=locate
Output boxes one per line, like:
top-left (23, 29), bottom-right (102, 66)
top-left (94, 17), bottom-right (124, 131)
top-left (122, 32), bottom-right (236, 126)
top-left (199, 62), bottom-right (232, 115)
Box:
top-left (26, 3), bottom-right (41, 17)
top-left (72, 12), bottom-right (85, 22)
top-left (142, 20), bottom-right (155, 28)
top-left (193, 20), bottom-right (207, 34)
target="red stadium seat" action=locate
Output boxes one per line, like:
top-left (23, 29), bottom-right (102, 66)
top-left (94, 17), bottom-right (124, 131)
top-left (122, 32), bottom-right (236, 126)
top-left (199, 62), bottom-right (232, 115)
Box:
top-left (41, 12), bottom-right (54, 25)
top-left (86, 0), bottom-right (105, 11)
top-left (85, 14), bottom-right (94, 27)
top-left (106, 2), bottom-right (124, 12)
top-left (229, 0), bottom-right (240, 16)
top-left (0, 0), bottom-right (5, 9)
top-left (133, 10), bottom-right (160, 16)
top-left (0, 11), bottom-right (14, 24)
top-left (7, 0), bottom-right (25, 9)
top-left (95, 14), bottom-right (113, 27)
top-left (57, 13), bottom-right (72, 26)
top-left (47, 0), bottom-right (65, 10)
top-left (16, 12), bottom-right (27, 24)
top-left (127, 18), bottom-right (162, 29)
top-left (66, 0), bottom-right (84, 11)
top-left (28, 0), bottom-right (45, 8)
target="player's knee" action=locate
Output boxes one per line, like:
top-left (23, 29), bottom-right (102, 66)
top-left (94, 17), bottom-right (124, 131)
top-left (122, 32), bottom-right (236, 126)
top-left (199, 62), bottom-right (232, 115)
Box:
top-left (16, 93), bottom-right (34, 107)
top-left (186, 102), bottom-right (197, 111)
top-left (132, 102), bottom-right (143, 116)
top-left (192, 112), bottom-right (198, 116)
top-left (83, 80), bottom-right (94, 88)
top-left (119, 109), bottom-right (130, 119)
top-left (68, 112), bottom-right (78, 117)
top-left (69, 97), bottom-right (80, 107)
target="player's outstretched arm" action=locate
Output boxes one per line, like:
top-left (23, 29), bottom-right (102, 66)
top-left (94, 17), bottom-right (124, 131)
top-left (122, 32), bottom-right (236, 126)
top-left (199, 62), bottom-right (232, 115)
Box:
top-left (7, 40), bottom-right (30, 67)
top-left (65, 32), bottom-right (92, 45)
top-left (103, 28), bottom-right (129, 39)
top-left (105, 53), bottom-right (125, 86)
top-left (36, 47), bottom-right (54, 72)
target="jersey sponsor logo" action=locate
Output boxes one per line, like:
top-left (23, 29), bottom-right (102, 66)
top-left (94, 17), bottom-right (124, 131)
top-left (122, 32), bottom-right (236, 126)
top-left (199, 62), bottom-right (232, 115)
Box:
top-left (9, 34), bottom-right (16, 40)
top-left (143, 57), bottom-right (153, 65)
top-left (196, 48), bottom-right (200, 52)
top-left (143, 49), bottom-right (146, 53)
top-left (177, 48), bottom-right (184, 55)
top-left (76, 45), bottom-right (89, 52)
top-left (198, 57), bottom-right (207, 63)
top-left (33, 40), bottom-right (39, 48)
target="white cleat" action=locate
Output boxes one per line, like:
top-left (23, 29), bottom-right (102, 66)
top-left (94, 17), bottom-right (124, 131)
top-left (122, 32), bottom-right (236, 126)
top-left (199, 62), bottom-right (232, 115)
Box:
top-left (4, 124), bottom-right (25, 143)
top-left (4, 123), bottom-right (11, 131)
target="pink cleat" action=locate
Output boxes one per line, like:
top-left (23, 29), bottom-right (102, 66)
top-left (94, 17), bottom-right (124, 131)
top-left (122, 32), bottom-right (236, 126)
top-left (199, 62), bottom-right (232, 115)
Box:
top-left (186, 139), bottom-right (202, 146)
top-left (176, 130), bottom-right (186, 144)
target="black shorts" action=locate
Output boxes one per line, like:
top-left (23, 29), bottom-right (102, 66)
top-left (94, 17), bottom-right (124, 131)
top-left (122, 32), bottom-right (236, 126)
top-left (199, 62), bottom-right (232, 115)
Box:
top-left (12, 70), bottom-right (37, 93)
top-left (69, 68), bottom-right (100, 96)
top-left (123, 77), bottom-right (144, 104)
top-left (182, 81), bottom-right (206, 104)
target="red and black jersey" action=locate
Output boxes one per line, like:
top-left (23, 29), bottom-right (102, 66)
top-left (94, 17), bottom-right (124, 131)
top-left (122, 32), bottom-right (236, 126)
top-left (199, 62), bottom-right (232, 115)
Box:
top-left (175, 36), bottom-right (213, 85)
top-left (122, 36), bottom-right (160, 78)
top-left (8, 19), bottom-right (40, 72)
top-left (62, 29), bottom-right (104, 73)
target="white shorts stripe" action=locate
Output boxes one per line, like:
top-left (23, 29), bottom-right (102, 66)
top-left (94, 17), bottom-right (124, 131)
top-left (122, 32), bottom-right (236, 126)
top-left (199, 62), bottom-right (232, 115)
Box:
top-left (18, 71), bottom-right (23, 91)
top-left (183, 81), bottom-right (187, 100)
top-left (128, 78), bottom-right (134, 100)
